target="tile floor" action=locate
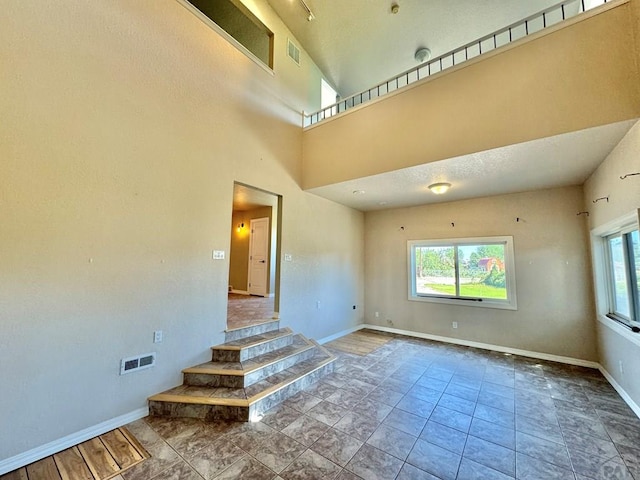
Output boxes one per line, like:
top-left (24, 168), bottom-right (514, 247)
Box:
top-left (123, 333), bottom-right (640, 480)
top-left (227, 294), bottom-right (275, 330)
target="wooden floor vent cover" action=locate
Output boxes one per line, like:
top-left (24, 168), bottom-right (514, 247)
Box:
top-left (1, 427), bottom-right (150, 480)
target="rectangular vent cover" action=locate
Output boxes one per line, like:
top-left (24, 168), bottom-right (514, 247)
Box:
top-left (287, 38), bottom-right (300, 65)
top-left (120, 352), bottom-right (156, 375)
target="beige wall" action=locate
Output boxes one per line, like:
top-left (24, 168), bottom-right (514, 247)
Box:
top-left (0, 0), bottom-right (364, 462)
top-left (229, 207), bottom-right (273, 293)
top-left (364, 186), bottom-right (597, 361)
top-left (584, 120), bottom-right (640, 408)
top-left (302, 1), bottom-right (640, 189)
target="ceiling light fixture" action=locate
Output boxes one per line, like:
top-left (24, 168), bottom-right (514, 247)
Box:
top-left (391, 3), bottom-right (400, 14)
top-left (352, 189), bottom-right (365, 195)
top-left (428, 182), bottom-right (451, 194)
top-left (298, 0), bottom-right (315, 21)
top-left (414, 47), bottom-right (432, 63)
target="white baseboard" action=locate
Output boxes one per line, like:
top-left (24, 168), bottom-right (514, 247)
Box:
top-left (598, 366), bottom-right (640, 419)
top-left (316, 324), bottom-right (365, 345)
top-left (362, 324), bottom-right (600, 368)
top-left (0, 407), bottom-right (149, 476)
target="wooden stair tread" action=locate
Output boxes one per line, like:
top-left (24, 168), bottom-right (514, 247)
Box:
top-left (212, 327), bottom-right (293, 351)
top-left (183, 335), bottom-right (314, 376)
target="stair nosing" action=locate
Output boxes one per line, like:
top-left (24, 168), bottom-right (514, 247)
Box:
top-left (247, 342), bottom-right (336, 406)
top-left (148, 393), bottom-right (249, 407)
top-left (212, 327), bottom-right (293, 351)
top-left (184, 339), bottom-right (315, 377)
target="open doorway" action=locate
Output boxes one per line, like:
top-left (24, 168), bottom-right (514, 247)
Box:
top-left (227, 182), bottom-right (281, 330)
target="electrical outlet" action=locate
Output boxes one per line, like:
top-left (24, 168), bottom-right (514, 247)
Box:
top-left (284, 253), bottom-right (292, 261)
top-left (316, 301), bottom-right (321, 309)
top-left (619, 360), bottom-right (624, 375)
top-left (452, 321), bottom-right (458, 329)
top-left (154, 330), bottom-right (163, 343)
top-left (375, 312), bottom-right (380, 318)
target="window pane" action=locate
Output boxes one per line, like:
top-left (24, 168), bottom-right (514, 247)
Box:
top-left (415, 246), bottom-right (455, 296)
top-left (187, 0), bottom-right (273, 68)
top-left (609, 236), bottom-right (630, 317)
top-left (458, 244), bottom-right (507, 300)
top-left (630, 230), bottom-right (639, 317)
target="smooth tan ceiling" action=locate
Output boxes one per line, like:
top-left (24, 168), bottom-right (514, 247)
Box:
top-left (233, 183), bottom-right (278, 211)
top-left (266, 0), bottom-right (573, 97)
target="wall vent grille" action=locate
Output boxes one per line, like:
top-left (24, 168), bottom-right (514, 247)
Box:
top-left (287, 38), bottom-right (300, 65)
top-left (120, 352), bottom-right (156, 375)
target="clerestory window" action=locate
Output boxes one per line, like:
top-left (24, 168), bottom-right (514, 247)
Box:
top-left (179, 0), bottom-right (274, 70)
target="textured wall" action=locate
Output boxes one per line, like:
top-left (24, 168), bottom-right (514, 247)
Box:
top-left (584, 120), bottom-right (640, 409)
top-left (364, 186), bottom-right (597, 361)
top-left (0, 0), bottom-right (364, 461)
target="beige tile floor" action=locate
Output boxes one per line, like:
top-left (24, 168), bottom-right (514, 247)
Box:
top-left (227, 294), bottom-right (275, 330)
top-left (123, 332), bottom-right (640, 480)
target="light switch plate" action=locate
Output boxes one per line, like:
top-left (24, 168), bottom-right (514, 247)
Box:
top-left (213, 250), bottom-right (225, 260)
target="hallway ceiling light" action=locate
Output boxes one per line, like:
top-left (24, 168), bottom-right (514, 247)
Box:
top-left (428, 182), bottom-right (451, 194)
top-left (415, 47), bottom-right (432, 63)
top-left (352, 189), bottom-right (365, 195)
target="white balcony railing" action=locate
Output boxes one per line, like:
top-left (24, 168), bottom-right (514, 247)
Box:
top-left (304, 0), bottom-right (611, 127)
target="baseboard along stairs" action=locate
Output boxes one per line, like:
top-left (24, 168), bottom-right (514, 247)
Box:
top-left (148, 320), bottom-right (336, 422)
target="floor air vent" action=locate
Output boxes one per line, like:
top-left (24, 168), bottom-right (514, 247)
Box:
top-left (120, 352), bottom-right (156, 375)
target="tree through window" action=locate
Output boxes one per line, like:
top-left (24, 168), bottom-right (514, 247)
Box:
top-left (408, 237), bottom-right (517, 310)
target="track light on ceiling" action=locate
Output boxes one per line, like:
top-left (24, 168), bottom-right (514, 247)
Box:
top-left (298, 0), bottom-right (315, 21)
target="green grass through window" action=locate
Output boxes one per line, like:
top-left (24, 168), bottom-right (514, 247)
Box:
top-left (421, 283), bottom-right (507, 299)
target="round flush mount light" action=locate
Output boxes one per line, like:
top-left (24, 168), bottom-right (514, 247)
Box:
top-left (391, 3), bottom-right (400, 14)
top-left (428, 182), bottom-right (451, 194)
top-left (415, 47), bottom-right (432, 63)
top-left (352, 189), bottom-right (366, 195)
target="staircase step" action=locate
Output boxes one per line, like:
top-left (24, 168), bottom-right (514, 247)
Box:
top-left (211, 327), bottom-right (293, 362)
top-left (225, 319), bottom-right (280, 342)
top-left (182, 334), bottom-right (316, 388)
top-left (247, 342), bottom-right (336, 420)
top-left (148, 341), bottom-right (336, 422)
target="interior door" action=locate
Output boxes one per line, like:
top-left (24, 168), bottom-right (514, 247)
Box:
top-left (248, 217), bottom-right (269, 296)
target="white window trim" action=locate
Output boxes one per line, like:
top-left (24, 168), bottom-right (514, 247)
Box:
top-left (407, 235), bottom-right (517, 310)
top-left (590, 210), bottom-right (640, 332)
top-left (176, 0), bottom-right (275, 76)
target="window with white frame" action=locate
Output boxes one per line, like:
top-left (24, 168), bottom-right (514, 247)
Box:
top-left (603, 225), bottom-right (640, 325)
top-left (408, 236), bottom-right (517, 310)
top-left (591, 211), bottom-right (640, 331)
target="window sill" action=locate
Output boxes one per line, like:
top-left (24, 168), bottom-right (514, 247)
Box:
top-left (598, 314), bottom-right (640, 348)
top-left (408, 294), bottom-right (517, 310)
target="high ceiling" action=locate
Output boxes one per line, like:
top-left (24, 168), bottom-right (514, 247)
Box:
top-left (263, 0), bottom-right (632, 212)
top-left (266, 0), bottom-right (572, 97)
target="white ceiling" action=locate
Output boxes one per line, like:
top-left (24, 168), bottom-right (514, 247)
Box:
top-left (307, 120), bottom-right (637, 211)
top-left (266, 0), bottom-right (574, 97)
